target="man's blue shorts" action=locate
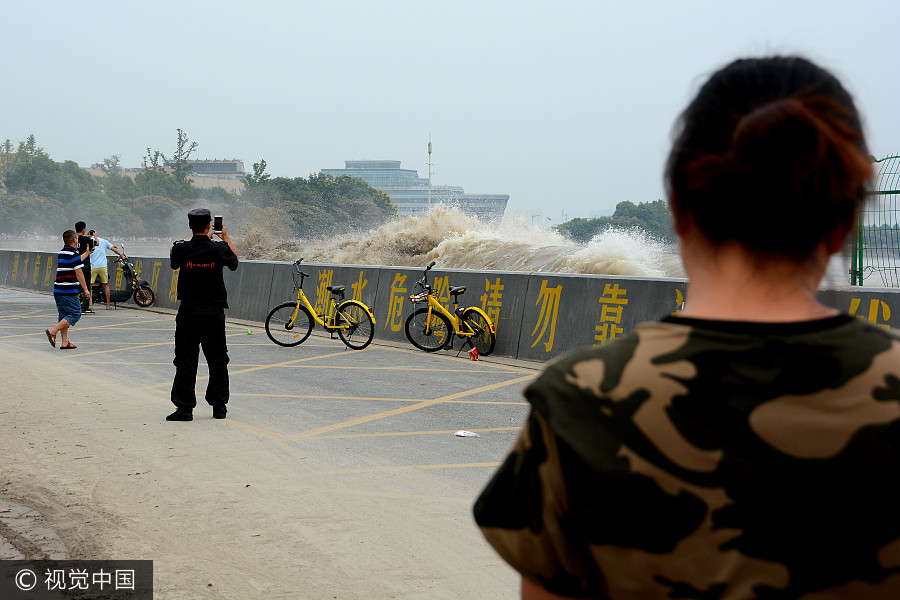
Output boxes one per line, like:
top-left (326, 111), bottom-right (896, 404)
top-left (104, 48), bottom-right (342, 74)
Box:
top-left (55, 293), bottom-right (82, 326)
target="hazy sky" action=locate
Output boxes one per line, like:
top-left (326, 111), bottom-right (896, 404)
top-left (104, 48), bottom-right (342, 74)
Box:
top-left (6, 1), bottom-right (900, 221)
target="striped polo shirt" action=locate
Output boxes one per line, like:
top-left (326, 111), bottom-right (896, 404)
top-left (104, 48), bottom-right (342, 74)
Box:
top-left (54, 246), bottom-right (83, 295)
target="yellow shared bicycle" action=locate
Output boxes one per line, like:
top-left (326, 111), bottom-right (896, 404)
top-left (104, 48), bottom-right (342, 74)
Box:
top-left (265, 258), bottom-right (376, 350)
top-left (404, 261), bottom-right (496, 356)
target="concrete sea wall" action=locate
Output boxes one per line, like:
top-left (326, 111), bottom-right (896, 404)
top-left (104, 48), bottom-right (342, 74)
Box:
top-left (3, 249), bottom-right (898, 362)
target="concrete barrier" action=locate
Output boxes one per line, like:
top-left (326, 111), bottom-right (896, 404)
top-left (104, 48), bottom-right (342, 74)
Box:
top-left (4, 248), bottom-right (900, 362)
top-left (10, 251), bottom-right (56, 292)
top-left (222, 260), bottom-right (277, 321)
top-left (817, 289), bottom-right (898, 329)
top-left (516, 273), bottom-right (688, 362)
top-left (0, 251), bottom-right (14, 287)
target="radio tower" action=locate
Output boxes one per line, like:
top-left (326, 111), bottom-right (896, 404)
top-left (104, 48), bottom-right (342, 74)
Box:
top-left (427, 133), bottom-right (433, 212)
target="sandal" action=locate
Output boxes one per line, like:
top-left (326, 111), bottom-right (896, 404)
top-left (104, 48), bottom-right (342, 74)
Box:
top-left (45, 329), bottom-right (56, 347)
top-left (60, 343), bottom-right (77, 350)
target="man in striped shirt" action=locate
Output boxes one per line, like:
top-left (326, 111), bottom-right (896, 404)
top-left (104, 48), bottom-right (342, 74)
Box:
top-left (45, 230), bottom-right (92, 350)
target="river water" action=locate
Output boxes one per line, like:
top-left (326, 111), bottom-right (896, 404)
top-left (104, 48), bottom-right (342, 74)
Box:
top-left (0, 205), bottom-right (859, 285)
top-left (2, 206), bottom-right (685, 277)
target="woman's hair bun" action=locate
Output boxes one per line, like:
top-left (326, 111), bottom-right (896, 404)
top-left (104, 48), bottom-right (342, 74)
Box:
top-left (666, 56), bottom-right (873, 258)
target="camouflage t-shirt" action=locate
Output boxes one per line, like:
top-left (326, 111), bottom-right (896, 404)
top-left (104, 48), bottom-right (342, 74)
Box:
top-left (475, 315), bottom-right (900, 599)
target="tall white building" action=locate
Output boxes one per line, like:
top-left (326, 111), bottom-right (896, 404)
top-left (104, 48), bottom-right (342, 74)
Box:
top-left (321, 160), bottom-right (508, 221)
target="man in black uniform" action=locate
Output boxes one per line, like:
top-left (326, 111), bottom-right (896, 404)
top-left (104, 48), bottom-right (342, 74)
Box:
top-left (74, 221), bottom-right (95, 313)
top-left (166, 208), bottom-right (239, 422)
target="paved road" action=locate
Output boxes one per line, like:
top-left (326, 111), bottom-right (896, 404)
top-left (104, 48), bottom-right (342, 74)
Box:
top-left (0, 286), bottom-right (542, 599)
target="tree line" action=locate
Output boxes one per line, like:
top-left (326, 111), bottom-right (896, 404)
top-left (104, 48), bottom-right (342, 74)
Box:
top-left (0, 131), bottom-right (397, 240)
top-left (553, 199), bottom-right (676, 245)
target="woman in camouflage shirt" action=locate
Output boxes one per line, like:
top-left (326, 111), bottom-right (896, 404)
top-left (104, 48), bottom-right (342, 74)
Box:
top-left (475, 56), bottom-right (900, 599)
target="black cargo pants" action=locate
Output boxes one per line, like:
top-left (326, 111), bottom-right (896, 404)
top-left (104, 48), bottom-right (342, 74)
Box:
top-left (170, 304), bottom-right (230, 410)
top-left (80, 265), bottom-right (91, 311)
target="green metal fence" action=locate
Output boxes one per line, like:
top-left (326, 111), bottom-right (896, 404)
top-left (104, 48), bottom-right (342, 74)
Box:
top-left (851, 155), bottom-right (900, 286)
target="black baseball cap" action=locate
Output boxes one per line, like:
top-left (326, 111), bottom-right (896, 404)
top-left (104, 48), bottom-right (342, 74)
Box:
top-left (187, 208), bottom-right (212, 227)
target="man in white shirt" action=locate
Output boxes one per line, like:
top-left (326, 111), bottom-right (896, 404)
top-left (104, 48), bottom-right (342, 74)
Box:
top-left (88, 231), bottom-right (125, 309)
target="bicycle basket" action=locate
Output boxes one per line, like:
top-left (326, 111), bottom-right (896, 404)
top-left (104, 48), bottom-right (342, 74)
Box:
top-left (409, 291), bottom-right (429, 304)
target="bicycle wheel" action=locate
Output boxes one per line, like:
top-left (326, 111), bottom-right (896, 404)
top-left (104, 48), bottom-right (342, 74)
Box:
top-left (335, 300), bottom-right (375, 350)
top-left (265, 302), bottom-right (313, 347)
top-left (134, 285), bottom-right (155, 307)
top-left (462, 307), bottom-right (496, 356)
top-left (405, 308), bottom-right (452, 352)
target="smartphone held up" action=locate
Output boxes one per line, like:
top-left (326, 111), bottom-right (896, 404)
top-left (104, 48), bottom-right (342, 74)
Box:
top-left (213, 215), bottom-right (223, 234)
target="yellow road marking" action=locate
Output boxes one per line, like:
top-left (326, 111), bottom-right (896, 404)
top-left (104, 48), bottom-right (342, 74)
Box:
top-left (273, 364), bottom-right (522, 373)
top-left (313, 427), bottom-right (521, 439)
top-left (0, 317), bottom-right (173, 342)
top-left (232, 393), bottom-right (421, 402)
top-left (223, 420), bottom-right (292, 442)
top-left (290, 374), bottom-right (533, 440)
top-left (58, 329), bottom-right (248, 359)
top-left (301, 462), bottom-right (503, 476)
top-left (146, 349), bottom-right (355, 388)
top-left (228, 392), bottom-right (529, 406)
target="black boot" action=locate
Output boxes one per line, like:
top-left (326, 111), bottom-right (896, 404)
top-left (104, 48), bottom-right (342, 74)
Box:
top-left (166, 409), bottom-right (193, 422)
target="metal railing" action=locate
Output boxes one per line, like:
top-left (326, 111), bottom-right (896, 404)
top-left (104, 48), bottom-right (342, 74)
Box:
top-left (852, 155), bottom-right (900, 286)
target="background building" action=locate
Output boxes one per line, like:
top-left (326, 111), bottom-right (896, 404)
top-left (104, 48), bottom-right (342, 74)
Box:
top-left (322, 160), bottom-right (508, 220)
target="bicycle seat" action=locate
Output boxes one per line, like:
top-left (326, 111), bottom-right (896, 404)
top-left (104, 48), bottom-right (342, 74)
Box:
top-left (449, 286), bottom-right (466, 297)
top-left (327, 285), bottom-right (345, 294)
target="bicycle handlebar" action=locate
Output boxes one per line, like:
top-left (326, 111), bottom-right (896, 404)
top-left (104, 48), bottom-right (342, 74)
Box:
top-left (293, 259), bottom-right (309, 278)
top-left (415, 261), bottom-right (436, 291)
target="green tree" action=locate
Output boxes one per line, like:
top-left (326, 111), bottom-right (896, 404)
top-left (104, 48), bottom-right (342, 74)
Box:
top-left (0, 191), bottom-right (67, 234)
top-left (244, 159), bottom-right (271, 189)
top-left (373, 189), bottom-right (396, 216)
top-left (130, 195), bottom-right (184, 236)
top-left (0, 138), bottom-right (16, 193)
top-left (555, 200), bottom-right (675, 244)
top-left (134, 129), bottom-right (198, 202)
top-left (75, 192), bottom-right (142, 235)
top-left (168, 128), bottom-right (198, 189)
top-left (97, 155), bottom-right (137, 201)
top-left (241, 171), bottom-right (397, 237)
top-left (5, 151), bottom-right (97, 206)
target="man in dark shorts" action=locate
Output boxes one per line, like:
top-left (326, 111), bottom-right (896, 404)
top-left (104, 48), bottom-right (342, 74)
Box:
top-left (166, 209), bottom-right (239, 422)
top-left (45, 229), bottom-right (91, 350)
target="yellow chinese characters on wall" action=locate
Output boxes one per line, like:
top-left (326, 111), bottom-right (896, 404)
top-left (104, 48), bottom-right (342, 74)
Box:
top-left (849, 298), bottom-right (892, 330)
top-left (21, 255), bottom-right (30, 285)
top-left (10, 253), bottom-right (20, 283)
top-left (351, 271), bottom-right (368, 302)
top-left (315, 270), bottom-right (334, 316)
top-left (150, 261), bottom-right (163, 292)
top-left (431, 276), bottom-right (452, 311)
top-left (594, 283), bottom-right (629, 346)
top-left (531, 280), bottom-right (562, 352)
top-left (32, 254), bottom-right (42, 286)
top-left (385, 273), bottom-right (408, 332)
top-left (43, 254), bottom-right (54, 288)
top-left (480, 277), bottom-right (504, 325)
top-left (168, 269), bottom-right (179, 302)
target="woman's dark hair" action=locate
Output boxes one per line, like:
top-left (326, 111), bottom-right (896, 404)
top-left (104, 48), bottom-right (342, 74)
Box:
top-left (665, 56), bottom-right (873, 258)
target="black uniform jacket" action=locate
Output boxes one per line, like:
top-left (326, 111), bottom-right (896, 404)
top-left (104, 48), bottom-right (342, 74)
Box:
top-left (170, 235), bottom-right (239, 308)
